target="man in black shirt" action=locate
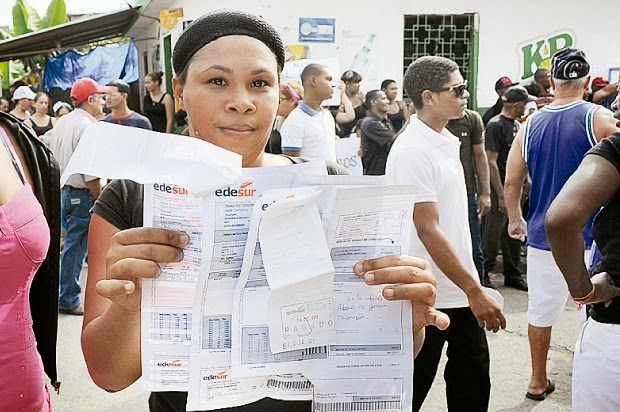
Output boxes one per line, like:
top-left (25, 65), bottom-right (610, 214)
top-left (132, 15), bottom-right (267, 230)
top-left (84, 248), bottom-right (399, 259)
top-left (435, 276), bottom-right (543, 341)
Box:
top-left (360, 89), bottom-right (396, 175)
top-left (483, 86), bottom-right (533, 291)
top-left (482, 76), bottom-right (518, 126)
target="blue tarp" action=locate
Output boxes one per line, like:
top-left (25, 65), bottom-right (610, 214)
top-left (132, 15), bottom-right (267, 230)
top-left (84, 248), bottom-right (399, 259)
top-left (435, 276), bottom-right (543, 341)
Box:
top-left (44, 41), bottom-right (139, 91)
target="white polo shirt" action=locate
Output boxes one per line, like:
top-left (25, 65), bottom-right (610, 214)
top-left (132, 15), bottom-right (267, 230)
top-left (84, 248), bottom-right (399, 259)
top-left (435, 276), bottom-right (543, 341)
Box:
top-left (385, 116), bottom-right (479, 309)
top-left (280, 101), bottom-right (337, 162)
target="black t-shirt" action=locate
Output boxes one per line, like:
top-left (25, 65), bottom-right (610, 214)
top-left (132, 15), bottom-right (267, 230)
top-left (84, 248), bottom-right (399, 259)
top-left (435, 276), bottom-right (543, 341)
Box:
top-left (446, 109), bottom-right (485, 196)
top-left (484, 114), bottom-right (519, 186)
top-left (92, 158), bottom-right (348, 412)
top-left (587, 132), bottom-right (620, 324)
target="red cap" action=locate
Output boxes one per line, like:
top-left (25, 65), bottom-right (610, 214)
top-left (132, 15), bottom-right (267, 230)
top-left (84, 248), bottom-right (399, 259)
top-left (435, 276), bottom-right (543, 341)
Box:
top-left (495, 76), bottom-right (518, 90)
top-left (591, 76), bottom-right (609, 87)
top-left (70, 78), bottom-right (110, 105)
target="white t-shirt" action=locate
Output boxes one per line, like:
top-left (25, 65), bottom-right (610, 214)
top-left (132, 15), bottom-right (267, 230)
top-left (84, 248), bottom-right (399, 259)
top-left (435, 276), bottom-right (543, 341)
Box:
top-left (385, 116), bottom-right (479, 308)
top-left (280, 102), bottom-right (337, 162)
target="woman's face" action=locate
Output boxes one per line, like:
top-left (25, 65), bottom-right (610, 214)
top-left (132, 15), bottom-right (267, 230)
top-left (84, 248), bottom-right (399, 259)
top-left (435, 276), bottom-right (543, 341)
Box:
top-left (145, 76), bottom-right (158, 92)
top-left (346, 81), bottom-right (361, 95)
top-left (174, 35), bottom-right (279, 167)
top-left (56, 107), bottom-right (70, 117)
top-left (382, 82), bottom-right (398, 101)
top-left (277, 88), bottom-right (298, 118)
top-left (34, 95), bottom-right (49, 114)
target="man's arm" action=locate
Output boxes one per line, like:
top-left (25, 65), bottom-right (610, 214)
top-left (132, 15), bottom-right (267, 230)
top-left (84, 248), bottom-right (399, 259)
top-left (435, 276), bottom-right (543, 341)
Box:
top-left (335, 85), bottom-right (355, 124)
top-left (361, 117), bottom-right (396, 146)
top-left (593, 107), bottom-right (620, 142)
top-left (472, 143), bottom-right (491, 216)
top-left (546, 154), bottom-right (620, 304)
top-left (486, 150), bottom-right (504, 209)
top-left (280, 114), bottom-right (303, 157)
top-left (413, 202), bottom-right (506, 332)
top-left (504, 129), bottom-right (529, 241)
top-left (592, 83), bottom-right (618, 104)
top-left (86, 178), bottom-right (102, 199)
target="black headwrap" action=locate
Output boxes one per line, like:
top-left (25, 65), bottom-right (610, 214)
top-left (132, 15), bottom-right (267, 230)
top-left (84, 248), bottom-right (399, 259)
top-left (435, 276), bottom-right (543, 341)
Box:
top-left (551, 48), bottom-right (590, 80)
top-left (172, 9), bottom-right (285, 76)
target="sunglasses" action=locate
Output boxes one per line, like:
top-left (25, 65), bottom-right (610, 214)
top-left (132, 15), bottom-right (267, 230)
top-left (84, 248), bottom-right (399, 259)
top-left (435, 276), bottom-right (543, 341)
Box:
top-left (430, 80), bottom-right (468, 98)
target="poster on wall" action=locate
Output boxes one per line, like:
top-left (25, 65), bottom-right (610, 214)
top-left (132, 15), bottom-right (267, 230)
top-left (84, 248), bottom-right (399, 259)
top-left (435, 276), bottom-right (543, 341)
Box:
top-left (299, 18), bottom-right (336, 43)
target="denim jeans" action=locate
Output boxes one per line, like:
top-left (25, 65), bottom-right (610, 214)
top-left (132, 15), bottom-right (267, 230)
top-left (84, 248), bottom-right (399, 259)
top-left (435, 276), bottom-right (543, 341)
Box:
top-left (413, 307), bottom-right (490, 411)
top-left (58, 188), bottom-right (93, 311)
top-left (467, 195), bottom-right (484, 282)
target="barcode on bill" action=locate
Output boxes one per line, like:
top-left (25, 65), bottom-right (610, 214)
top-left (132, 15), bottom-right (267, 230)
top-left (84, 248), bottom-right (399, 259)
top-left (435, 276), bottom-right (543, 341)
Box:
top-left (266, 378), bottom-right (312, 391)
top-left (313, 400), bottom-right (401, 411)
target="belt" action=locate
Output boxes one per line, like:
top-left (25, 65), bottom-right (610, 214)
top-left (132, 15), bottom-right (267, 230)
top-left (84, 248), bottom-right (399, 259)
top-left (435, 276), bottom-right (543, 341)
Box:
top-left (63, 185), bottom-right (89, 191)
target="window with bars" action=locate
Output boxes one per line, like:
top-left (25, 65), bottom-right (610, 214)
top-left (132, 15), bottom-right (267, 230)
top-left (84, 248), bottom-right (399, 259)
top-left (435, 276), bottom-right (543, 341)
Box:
top-left (403, 14), bottom-right (479, 108)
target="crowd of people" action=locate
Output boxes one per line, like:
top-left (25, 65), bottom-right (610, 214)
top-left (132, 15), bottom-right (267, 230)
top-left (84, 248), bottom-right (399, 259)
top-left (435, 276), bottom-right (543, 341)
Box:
top-left (1, 7), bottom-right (620, 412)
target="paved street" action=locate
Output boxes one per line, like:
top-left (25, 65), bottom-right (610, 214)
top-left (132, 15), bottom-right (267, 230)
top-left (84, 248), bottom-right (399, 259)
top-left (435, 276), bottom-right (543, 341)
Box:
top-left (51, 267), bottom-right (581, 411)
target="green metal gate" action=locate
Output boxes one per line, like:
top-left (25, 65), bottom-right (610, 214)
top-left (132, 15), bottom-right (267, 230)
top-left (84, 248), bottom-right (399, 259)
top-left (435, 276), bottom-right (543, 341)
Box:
top-left (403, 14), bottom-right (480, 110)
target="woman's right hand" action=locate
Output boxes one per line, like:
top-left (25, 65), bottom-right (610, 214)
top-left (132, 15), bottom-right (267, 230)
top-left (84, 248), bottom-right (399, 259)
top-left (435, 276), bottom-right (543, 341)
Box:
top-left (95, 227), bottom-right (189, 311)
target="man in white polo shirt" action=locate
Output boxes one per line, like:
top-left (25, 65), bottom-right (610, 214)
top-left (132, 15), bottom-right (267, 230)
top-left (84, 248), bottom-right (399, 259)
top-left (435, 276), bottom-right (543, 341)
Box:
top-left (281, 64), bottom-right (337, 162)
top-left (385, 56), bottom-right (506, 411)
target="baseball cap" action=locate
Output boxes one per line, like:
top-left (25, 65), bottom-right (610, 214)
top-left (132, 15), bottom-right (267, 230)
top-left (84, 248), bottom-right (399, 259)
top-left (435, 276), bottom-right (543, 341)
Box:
top-left (502, 86), bottom-right (536, 103)
top-left (495, 76), bottom-right (518, 90)
top-left (70, 78), bottom-right (110, 105)
top-left (591, 76), bottom-right (609, 87)
top-left (12, 85), bottom-right (36, 101)
top-left (551, 48), bottom-right (590, 80)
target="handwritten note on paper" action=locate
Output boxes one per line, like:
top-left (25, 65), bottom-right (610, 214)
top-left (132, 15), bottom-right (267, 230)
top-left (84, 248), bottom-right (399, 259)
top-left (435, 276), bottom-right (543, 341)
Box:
top-left (259, 189), bottom-right (336, 353)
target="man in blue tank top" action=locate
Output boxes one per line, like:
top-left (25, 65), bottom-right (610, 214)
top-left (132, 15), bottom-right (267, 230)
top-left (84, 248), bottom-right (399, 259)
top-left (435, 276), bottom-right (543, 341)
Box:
top-left (504, 48), bottom-right (619, 401)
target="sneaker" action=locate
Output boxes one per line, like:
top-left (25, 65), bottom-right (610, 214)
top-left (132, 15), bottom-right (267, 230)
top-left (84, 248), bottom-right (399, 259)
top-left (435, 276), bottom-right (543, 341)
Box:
top-left (504, 277), bottom-right (528, 291)
top-left (482, 275), bottom-right (497, 289)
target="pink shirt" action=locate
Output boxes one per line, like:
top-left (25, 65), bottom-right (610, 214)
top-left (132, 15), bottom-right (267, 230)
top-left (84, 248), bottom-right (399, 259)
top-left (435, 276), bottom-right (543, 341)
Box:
top-left (0, 127), bottom-right (51, 411)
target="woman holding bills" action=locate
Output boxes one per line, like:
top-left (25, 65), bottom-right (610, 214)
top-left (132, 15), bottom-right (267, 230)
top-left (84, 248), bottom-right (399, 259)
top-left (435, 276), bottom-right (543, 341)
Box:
top-left (81, 10), bottom-right (449, 411)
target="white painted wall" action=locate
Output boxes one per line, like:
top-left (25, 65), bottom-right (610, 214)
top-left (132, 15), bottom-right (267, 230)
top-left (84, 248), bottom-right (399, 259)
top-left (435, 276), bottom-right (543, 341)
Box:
top-left (141, 0), bottom-right (620, 108)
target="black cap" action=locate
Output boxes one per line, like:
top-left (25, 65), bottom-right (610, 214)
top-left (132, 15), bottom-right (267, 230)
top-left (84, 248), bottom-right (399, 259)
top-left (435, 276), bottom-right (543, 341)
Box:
top-left (494, 76), bottom-right (518, 90)
top-left (551, 48), bottom-right (590, 80)
top-left (173, 9), bottom-right (285, 76)
top-left (502, 86), bottom-right (536, 103)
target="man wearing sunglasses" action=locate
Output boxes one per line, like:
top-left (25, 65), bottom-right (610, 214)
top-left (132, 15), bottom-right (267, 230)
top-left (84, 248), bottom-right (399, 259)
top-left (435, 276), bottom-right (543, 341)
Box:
top-left (386, 56), bottom-right (505, 411)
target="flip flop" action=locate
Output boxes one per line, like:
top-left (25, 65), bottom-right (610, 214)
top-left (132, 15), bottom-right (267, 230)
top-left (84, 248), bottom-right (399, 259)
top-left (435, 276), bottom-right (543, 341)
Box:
top-left (526, 380), bottom-right (555, 401)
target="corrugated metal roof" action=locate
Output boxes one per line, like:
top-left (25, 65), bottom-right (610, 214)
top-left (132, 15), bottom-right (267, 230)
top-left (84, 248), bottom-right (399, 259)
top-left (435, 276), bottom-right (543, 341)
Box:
top-left (0, 7), bottom-right (141, 62)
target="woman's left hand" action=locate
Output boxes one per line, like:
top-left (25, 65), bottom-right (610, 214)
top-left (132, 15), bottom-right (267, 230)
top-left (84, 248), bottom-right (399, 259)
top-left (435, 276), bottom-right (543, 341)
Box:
top-left (354, 255), bottom-right (450, 333)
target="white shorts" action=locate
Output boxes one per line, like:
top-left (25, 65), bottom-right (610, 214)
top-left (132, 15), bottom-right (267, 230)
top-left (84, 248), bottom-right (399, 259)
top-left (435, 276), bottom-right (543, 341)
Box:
top-left (526, 247), bottom-right (590, 327)
top-left (573, 319), bottom-right (620, 411)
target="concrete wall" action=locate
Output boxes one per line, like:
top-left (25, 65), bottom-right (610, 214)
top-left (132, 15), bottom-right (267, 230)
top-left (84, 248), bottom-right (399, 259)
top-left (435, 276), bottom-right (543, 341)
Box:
top-left (143, 0), bottom-right (620, 108)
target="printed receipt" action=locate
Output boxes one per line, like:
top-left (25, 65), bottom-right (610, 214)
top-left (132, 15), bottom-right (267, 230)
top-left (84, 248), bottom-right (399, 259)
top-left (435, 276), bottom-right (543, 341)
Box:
top-left (259, 190), bottom-right (337, 354)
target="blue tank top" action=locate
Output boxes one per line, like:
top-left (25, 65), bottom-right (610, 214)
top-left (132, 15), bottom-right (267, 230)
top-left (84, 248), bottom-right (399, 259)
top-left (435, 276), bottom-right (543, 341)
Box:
top-left (523, 100), bottom-right (599, 250)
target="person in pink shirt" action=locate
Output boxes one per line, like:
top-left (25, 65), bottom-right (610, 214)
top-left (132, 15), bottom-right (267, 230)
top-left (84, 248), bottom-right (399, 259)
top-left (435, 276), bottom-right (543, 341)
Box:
top-left (1, 111), bottom-right (60, 411)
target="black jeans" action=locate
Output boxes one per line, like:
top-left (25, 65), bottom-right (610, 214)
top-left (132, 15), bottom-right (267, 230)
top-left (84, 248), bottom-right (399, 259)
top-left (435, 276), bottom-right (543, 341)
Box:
top-left (481, 191), bottom-right (522, 279)
top-left (413, 307), bottom-right (490, 412)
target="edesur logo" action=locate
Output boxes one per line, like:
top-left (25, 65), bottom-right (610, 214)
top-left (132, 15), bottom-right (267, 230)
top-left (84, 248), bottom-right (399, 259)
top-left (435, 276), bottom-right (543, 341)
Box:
top-left (153, 183), bottom-right (190, 195)
top-left (203, 371), bottom-right (228, 381)
top-left (520, 30), bottom-right (575, 80)
top-left (156, 359), bottom-right (183, 367)
top-left (214, 181), bottom-right (257, 197)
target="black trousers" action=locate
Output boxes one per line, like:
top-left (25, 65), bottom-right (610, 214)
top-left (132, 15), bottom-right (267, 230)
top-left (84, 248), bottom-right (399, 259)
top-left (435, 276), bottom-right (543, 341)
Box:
top-left (413, 307), bottom-right (490, 412)
top-left (482, 191), bottom-right (522, 279)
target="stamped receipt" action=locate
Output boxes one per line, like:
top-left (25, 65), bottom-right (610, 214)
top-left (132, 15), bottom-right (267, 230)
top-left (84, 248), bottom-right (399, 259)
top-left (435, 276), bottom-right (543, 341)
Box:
top-left (259, 189), bottom-right (337, 353)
